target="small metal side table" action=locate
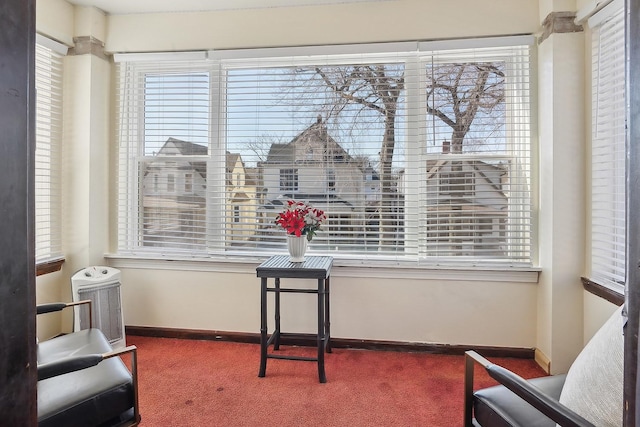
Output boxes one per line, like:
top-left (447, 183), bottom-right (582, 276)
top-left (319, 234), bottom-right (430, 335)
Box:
top-left (256, 255), bottom-right (333, 383)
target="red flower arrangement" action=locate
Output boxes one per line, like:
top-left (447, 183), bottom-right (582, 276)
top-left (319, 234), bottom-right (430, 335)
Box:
top-left (275, 200), bottom-right (326, 241)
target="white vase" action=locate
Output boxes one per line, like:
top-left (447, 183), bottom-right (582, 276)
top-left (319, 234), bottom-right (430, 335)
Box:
top-left (287, 234), bottom-right (308, 262)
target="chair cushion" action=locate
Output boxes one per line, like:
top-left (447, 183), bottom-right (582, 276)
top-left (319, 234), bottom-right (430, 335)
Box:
top-left (473, 374), bottom-right (566, 427)
top-left (37, 329), bottom-right (134, 427)
top-left (557, 306), bottom-right (624, 427)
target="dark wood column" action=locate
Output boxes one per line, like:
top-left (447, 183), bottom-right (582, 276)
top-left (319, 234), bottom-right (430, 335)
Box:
top-left (0, 0), bottom-right (37, 425)
top-left (626, 0), bottom-right (640, 425)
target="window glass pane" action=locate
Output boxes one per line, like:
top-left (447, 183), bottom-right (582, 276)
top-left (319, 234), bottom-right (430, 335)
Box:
top-left (225, 62), bottom-right (407, 255)
top-left (421, 48), bottom-right (532, 263)
top-left (137, 70), bottom-right (210, 252)
top-left (144, 73), bottom-right (209, 155)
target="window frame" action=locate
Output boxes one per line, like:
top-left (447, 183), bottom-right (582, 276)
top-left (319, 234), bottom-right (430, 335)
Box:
top-left (115, 36), bottom-right (535, 269)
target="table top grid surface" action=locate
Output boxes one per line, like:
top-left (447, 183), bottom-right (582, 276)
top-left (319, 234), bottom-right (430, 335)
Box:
top-left (256, 255), bottom-right (333, 279)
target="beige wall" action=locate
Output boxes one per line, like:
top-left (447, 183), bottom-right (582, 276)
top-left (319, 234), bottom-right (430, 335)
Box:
top-left (105, 0), bottom-right (540, 53)
top-left (36, 0), bottom-right (75, 46)
top-left (34, 0), bottom-right (621, 370)
top-left (114, 262), bottom-right (539, 347)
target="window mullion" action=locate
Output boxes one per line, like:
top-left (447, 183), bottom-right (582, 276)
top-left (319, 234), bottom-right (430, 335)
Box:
top-left (403, 56), bottom-right (422, 258)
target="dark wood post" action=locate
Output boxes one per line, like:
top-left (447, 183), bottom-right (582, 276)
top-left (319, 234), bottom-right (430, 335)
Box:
top-left (0, 0), bottom-right (37, 424)
top-left (626, 0), bottom-right (640, 425)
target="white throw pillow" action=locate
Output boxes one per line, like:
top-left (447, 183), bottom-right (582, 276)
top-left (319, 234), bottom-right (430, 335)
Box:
top-left (557, 306), bottom-right (624, 427)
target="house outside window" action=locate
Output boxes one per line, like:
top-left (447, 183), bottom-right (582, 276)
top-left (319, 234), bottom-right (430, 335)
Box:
top-left (116, 36), bottom-right (534, 267)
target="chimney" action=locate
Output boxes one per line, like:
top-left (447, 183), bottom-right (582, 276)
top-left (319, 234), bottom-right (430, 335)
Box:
top-left (442, 140), bottom-right (450, 154)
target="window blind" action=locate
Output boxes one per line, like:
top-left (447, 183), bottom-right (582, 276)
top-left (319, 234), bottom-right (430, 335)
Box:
top-left (116, 56), bottom-right (211, 254)
top-left (116, 38), bottom-right (534, 266)
top-left (420, 45), bottom-right (533, 264)
top-left (589, 0), bottom-right (626, 291)
top-left (220, 51), bottom-right (415, 259)
top-left (35, 35), bottom-right (66, 263)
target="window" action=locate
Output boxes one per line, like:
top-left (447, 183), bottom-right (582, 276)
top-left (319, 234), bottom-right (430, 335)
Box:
top-left (587, 0), bottom-right (626, 293)
top-left (185, 173), bottom-right (193, 193)
top-left (116, 37), bottom-right (534, 266)
top-left (327, 169), bottom-right (336, 192)
top-left (279, 169), bottom-right (298, 192)
top-left (35, 35), bottom-right (66, 265)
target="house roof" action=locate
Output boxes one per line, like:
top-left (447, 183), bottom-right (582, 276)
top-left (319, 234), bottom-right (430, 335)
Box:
top-left (152, 137), bottom-right (208, 180)
top-left (160, 137), bottom-right (208, 156)
top-left (260, 193), bottom-right (354, 216)
top-left (226, 152), bottom-right (242, 173)
top-left (265, 117), bottom-right (353, 164)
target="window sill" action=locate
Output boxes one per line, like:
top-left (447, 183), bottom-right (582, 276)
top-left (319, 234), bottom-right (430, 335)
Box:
top-left (36, 257), bottom-right (65, 276)
top-left (581, 277), bottom-right (624, 306)
top-left (104, 253), bottom-right (540, 283)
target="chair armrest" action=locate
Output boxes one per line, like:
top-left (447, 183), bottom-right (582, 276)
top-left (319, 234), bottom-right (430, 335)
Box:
top-left (37, 300), bottom-right (93, 328)
top-left (37, 303), bottom-right (71, 315)
top-left (465, 351), bottom-right (594, 427)
top-left (37, 345), bottom-right (138, 380)
top-left (38, 354), bottom-right (104, 381)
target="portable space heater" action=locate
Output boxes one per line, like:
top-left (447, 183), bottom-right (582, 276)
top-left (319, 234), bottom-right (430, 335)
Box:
top-left (71, 266), bottom-right (126, 349)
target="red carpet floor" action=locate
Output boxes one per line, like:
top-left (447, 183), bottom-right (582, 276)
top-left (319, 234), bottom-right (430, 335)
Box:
top-left (128, 335), bottom-right (546, 426)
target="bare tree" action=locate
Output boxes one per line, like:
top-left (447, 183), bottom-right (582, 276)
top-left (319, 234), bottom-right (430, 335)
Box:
top-left (294, 61), bottom-right (504, 251)
top-left (244, 133), bottom-right (288, 166)
top-left (425, 63), bottom-right (505, 153)
top-left (313, 65), bottom-right (404, 248)
top-left (424, 62), bottom-right (506, 255)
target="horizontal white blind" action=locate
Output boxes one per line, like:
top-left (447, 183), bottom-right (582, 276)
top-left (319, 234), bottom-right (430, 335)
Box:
top-left (116, 59), bottom-right (211, 254)
top-left (590, 2), bottom-right (626, 290)
top-left (420, 45), bottom-right (532, 264)
top-left (117, 39), bottom-right (533, 266)
top-left (35, 38), bottom-right (65, 263)
top-left (221, 52), bottom-right (415, 259)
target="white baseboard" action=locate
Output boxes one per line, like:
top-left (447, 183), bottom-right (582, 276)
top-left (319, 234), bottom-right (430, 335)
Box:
top-left (535, 348), bottom-right (551, 374)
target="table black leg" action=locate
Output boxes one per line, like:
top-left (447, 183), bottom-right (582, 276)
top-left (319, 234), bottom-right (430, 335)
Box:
top-left (325, 277), bottom-right (331, 353)
top-left (259, 277), bottom-right (268, 378)
top-left (274, 277), bottom-right (281, 350)
top-left (317, 278), bottom-right (326, 383)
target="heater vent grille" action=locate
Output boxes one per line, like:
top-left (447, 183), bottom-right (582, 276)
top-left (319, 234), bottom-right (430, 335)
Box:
top-left (77, 282), bottom-right (123, 345)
